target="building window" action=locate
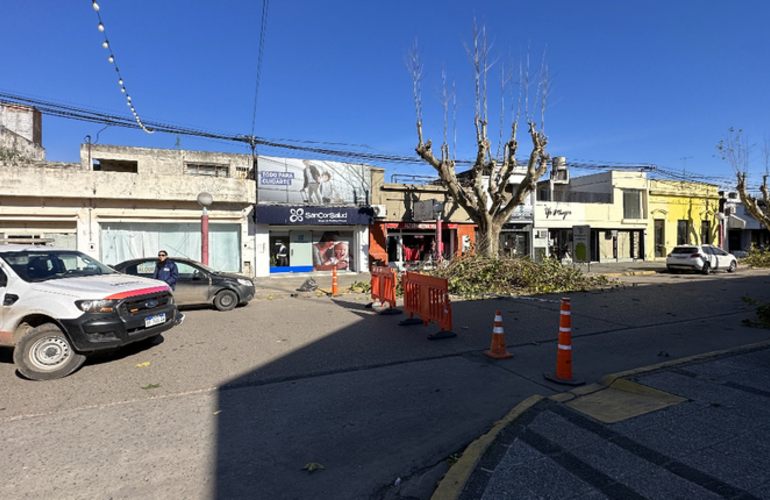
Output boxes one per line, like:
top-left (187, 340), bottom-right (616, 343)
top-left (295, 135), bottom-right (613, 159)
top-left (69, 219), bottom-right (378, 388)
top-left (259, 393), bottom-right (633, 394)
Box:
top-left (700, 220), bottom-right (710, 244)
top-left (93, 159), bottom-right (138, 173)
top-left (186, 163), bottom-right (229, 177)
top-left (622, 190), bottom-right (642, 219)
top-left (677, 220), bottom-right (689, 245)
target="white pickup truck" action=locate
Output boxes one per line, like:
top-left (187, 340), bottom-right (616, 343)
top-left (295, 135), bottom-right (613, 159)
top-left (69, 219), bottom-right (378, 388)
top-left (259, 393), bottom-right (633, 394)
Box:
top-left (0, 245), bottom-right (182, 380)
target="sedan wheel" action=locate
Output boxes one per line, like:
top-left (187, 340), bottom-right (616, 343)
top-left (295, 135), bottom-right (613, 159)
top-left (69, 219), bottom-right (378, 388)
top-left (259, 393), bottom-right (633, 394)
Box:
top-left (214, 289), bottom-right (238, 311)
top-left (701, 263), bottom-right (711, 275)
top-left (728, 260), bottom-right (737, 273)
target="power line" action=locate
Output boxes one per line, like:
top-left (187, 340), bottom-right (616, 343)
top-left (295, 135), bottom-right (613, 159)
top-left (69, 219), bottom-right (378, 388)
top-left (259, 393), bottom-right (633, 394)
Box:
top-left (250, 0), bottom-right (270, 138)
top-left (0, 90), bottom-right (745, 188)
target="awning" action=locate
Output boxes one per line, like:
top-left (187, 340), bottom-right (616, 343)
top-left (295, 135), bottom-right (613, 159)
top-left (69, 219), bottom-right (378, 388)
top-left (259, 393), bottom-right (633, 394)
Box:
top-left (728, 214), bottom-right (746, 229)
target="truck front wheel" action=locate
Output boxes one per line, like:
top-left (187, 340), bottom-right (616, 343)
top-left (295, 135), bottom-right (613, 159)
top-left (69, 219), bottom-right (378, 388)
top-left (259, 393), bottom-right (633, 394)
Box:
top-left (14, 324), bottom-right (86, 381)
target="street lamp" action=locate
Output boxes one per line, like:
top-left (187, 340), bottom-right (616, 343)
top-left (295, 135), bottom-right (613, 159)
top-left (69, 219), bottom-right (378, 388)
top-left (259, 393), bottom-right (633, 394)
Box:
top-left (197, 192), bottom-right (213, 265)
top-left (433, 200), bottom-right (445, 263)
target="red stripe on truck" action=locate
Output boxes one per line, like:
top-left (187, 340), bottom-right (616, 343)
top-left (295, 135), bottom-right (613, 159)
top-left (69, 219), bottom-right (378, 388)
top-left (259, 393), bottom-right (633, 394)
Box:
top-left (0, 330), bottom-right (12, 345)
top-left (105, 286), bottom-right (170, 300)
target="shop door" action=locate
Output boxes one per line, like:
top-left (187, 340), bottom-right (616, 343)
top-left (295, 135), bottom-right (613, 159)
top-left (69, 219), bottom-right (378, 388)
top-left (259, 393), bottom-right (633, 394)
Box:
top-left (654, 220), bottom-right (665, 258)
top-left (289, 230), bottom-right (313, 267)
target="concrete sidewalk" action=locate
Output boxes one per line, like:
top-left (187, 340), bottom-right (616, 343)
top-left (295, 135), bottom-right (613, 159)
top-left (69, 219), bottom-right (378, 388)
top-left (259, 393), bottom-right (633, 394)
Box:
top-left (436, 342), bottom-right (770, 500)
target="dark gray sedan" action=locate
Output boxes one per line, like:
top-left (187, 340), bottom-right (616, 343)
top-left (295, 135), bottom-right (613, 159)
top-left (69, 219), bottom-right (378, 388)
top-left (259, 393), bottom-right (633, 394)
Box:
top-left (113, 258), bottom-right (255, 311)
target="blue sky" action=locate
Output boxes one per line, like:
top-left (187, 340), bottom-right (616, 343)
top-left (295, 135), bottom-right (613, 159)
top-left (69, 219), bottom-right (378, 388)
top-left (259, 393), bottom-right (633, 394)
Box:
top-left (2, 1), bottom-right (769, 187)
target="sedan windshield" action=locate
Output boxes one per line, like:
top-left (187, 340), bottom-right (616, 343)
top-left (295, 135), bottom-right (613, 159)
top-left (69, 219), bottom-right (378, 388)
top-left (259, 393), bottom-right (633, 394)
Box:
top-left (0, 250), bottom-right (115, 283)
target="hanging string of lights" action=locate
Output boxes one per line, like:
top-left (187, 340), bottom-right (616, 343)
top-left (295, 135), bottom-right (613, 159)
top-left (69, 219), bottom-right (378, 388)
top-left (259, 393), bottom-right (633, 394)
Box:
top-left (91, 0), bottom-right (153, 134)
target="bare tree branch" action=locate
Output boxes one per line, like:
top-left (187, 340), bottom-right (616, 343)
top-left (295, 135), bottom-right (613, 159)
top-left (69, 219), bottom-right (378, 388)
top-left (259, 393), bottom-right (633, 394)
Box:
top-left (410, 24), bottom-right (552, 256)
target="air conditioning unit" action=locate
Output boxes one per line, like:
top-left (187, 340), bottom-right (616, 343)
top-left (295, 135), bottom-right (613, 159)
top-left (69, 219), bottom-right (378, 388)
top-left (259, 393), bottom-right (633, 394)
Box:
top-left (727, 192), bottom-right (738, 200)
top-left (372, 205), bottom-right (387, 218)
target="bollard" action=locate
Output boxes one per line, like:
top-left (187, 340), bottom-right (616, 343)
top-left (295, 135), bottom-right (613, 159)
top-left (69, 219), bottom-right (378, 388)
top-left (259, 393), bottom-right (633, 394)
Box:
top-left (332, 265), bottom-right (338, 296)
top-left (544, 298), bottom-right (584, 385)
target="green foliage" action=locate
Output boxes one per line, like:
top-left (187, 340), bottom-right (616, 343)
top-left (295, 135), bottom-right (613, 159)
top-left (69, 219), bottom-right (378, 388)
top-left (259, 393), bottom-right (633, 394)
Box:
top-left (426, 253), bottom-right (614, 296)
top-left (742, 294), bottom-right (770, 329)
top-left (446, 453), bottom-right (462, 467)
top-left (740, 244), bottom-right (770, 268)
top-left (349, 280), bottom-right (372, 293)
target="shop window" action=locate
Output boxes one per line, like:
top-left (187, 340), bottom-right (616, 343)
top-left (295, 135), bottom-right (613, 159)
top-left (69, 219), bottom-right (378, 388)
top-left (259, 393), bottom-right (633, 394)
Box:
top-left (622, 190), bottom-right (642, 219)
top-left (93, 159), bottom-right (138, 173)
top-left (677, 220), bottom-right (689, 245)
top-left (186, 163), bottom-right (229, 178)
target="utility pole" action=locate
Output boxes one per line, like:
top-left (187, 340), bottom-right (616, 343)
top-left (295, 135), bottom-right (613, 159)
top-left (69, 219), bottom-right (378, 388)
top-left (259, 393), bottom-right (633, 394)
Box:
top-left (679, 156), bottom-right (693, 176)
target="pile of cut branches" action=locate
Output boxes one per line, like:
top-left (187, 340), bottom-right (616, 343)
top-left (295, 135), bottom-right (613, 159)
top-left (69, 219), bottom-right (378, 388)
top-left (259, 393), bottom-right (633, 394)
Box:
top-left (427, 254), bottom-right (615, 296)
top-left (740, 244), bottom-right (770, 268)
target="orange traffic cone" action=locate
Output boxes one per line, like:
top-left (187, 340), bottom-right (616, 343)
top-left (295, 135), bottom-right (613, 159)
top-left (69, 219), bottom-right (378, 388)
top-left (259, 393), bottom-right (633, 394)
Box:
top-left (332, 265), bottom-right (338, 296)
top-left (484, 310), bottom-right (513, 359)
top-left (544, 298), bottom-right (584, 385)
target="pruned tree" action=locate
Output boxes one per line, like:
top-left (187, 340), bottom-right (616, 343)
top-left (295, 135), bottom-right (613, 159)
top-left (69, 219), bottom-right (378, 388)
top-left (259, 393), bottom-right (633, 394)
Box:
top-left (406, 21), bottom-right (551, 257)
top-left (717, 128), bottom-right (770, 230)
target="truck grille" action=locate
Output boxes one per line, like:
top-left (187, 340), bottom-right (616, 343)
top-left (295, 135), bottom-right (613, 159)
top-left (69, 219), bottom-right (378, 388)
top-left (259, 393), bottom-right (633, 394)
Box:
top-left (118, 292), bottom-right (172, 317)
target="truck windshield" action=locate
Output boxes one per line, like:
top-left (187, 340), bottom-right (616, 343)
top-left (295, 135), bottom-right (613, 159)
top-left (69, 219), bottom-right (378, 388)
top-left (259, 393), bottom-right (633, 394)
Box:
top-left (0, 250), bottom-right (116, 283)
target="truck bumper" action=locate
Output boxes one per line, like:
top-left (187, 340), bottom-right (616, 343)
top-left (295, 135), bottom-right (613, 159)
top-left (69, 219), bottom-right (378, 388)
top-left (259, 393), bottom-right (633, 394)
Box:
top-left (61, 305), bottom-right (181, 352)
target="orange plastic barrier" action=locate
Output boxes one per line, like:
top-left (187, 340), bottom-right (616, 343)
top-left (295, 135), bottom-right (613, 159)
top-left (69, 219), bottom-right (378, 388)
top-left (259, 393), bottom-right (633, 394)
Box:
top-left (399, 271), bottom-right (455, 339)
top-left (370, 266), bottom-right (398, 311)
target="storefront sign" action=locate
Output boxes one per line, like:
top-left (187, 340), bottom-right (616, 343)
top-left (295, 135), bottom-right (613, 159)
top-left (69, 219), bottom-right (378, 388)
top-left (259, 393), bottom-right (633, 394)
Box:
top-left (256, 205), bottom-right (373, 225)
top-left (508, 205), bottom-right (533, 221)
top-left (385, 222), bottom-right (460, 230)
top-left (544, 206), bottom-right (572, 220)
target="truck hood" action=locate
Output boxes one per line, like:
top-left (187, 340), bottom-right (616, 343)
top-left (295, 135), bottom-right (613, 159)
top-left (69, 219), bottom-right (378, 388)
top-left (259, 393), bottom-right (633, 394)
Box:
top-left (30, 274), bottom-right (170, 300)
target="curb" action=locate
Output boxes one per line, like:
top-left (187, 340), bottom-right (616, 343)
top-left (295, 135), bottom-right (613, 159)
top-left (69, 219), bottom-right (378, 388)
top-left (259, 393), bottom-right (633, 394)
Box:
top-left (430, 394), bottom-right (545, 500)
top-left (596, 338), bottom-right (770, 384)
top-left (600, 270), bottom-right (661, 277)
top-left (432, 339), bottom-right (770, 500)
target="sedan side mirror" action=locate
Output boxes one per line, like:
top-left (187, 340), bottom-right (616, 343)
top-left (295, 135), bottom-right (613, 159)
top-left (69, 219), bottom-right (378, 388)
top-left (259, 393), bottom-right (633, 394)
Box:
top-left (193, 270), bottom-right (207, 280)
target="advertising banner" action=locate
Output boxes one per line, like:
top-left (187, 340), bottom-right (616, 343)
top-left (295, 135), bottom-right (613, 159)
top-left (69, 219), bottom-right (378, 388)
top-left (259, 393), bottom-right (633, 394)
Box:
top-left (257, 156), bottom-right (371, 206)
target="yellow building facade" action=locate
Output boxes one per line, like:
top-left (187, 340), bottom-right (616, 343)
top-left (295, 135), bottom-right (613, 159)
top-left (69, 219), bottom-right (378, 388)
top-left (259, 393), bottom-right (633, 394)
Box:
top-left (648, 180), bottom-right (721, 260)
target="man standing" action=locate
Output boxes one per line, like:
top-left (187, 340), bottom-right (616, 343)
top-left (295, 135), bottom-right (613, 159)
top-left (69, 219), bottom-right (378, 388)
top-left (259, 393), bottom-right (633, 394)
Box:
top-left (153, 250), bottom-right (179, 291)
top-left (276, 241), bottom-right (288, 267)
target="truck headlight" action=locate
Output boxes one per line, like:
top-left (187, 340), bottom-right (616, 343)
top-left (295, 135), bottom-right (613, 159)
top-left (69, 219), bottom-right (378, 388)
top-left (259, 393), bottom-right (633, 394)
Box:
top-left (237, 279), bottom-right (254, 287)
top-left (75, 299), bottom-right (119, 313)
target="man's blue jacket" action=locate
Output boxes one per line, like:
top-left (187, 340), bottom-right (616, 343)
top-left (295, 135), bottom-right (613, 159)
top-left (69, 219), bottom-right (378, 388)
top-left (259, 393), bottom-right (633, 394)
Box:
top-left (153, 260), bottom-right (179, 290)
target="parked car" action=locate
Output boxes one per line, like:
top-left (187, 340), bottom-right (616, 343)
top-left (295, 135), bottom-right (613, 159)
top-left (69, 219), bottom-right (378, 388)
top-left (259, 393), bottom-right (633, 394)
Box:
top-left (0, 245), bottom-right (182, 380)
top-left (113, 258), bottom-right (255, 311)
top-left (666, 244), bottom-right (738, 275)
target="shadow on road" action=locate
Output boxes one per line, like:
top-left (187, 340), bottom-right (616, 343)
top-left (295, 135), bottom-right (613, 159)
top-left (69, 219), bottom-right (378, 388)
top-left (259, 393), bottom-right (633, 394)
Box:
top-left (212, 273), bottom-right (770, 499)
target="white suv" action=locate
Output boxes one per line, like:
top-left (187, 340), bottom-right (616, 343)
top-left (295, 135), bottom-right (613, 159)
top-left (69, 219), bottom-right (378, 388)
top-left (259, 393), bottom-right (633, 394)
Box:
top-left (0, 245), bottom-right (182, 380)
top-left (666, 244), bottom-right (738, 275)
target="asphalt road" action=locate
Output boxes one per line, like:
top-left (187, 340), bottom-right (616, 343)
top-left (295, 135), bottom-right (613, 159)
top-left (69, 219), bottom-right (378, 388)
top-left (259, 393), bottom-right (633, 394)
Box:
top-left (2, 269), bottom-right (770, 500)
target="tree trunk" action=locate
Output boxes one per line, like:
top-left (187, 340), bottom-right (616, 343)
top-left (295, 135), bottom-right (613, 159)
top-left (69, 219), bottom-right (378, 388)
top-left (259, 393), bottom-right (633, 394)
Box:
top-left (475, 219), bottom-right (502, 257)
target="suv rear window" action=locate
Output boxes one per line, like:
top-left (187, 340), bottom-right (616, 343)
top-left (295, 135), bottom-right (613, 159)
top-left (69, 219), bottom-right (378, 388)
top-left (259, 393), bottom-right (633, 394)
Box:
top-left (671, 247), bottom-right (699, 254)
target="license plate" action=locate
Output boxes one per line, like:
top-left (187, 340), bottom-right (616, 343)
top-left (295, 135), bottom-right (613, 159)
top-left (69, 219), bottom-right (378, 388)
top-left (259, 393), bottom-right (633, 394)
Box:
top-left (145, 314), bottom-right (166, 328)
